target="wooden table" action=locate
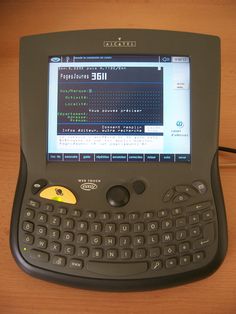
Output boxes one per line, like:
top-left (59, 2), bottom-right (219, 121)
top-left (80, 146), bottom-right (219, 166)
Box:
top-left (0, 1), bottom-right (236, 313)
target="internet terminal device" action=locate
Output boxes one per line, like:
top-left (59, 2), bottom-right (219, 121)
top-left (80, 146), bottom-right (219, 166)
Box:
top-left (10, 29), bottom-right (228, 291)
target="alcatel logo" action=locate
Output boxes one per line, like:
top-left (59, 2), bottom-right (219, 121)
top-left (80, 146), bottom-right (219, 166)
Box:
top-left (103, 37), bottom-right (136, 48)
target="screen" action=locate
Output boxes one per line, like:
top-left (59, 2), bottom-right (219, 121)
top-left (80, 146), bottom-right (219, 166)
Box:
top-left (48, 55), bottom-right (190, 162)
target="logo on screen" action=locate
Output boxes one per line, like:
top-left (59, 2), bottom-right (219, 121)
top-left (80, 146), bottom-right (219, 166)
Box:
top-left (103, 37), bottom-right (136, 48)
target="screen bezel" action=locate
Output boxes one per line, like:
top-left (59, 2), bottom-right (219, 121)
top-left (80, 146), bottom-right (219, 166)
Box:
top-left (19, 29), bottom-right (220, 177)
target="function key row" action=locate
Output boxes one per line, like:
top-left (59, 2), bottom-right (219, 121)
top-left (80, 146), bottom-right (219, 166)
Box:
top-left (26, 200), bottom-right (212, 221)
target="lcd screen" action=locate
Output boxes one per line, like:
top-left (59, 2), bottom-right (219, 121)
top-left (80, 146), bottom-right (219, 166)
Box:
top-left (48, 55), bottom-right (190, 162)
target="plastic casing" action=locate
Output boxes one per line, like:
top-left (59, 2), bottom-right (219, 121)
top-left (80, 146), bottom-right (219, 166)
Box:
top-left (10, 29), bottom-right (227, 291)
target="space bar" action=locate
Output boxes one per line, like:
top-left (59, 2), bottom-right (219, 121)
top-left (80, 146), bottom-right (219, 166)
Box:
top-left (86, 261), bottom-right (148, 277)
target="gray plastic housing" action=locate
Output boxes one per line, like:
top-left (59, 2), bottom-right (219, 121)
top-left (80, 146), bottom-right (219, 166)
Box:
top-left (10, 29), bottom-right (227, 291)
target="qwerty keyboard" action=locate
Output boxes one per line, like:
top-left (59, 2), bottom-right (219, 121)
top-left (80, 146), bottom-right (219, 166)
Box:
top-left (19, 183), bottom-right (216, 279)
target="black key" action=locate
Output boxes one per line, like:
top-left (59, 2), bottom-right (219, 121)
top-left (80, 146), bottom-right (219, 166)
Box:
top-left (149, 247), bottom-right (161, 258)
top-left (71, 208), bottom-right (81, 217)
top-left (63, 218), bottom-right (75, 229)
top-left (31, 179), bottom-right (47, 194)
top-left (23, 233), bottom-right (34, 245)
top-left (134, 249), bottom-right (146, 259)
top-left (193, 251), bottom-right (205, 263)
top-left (99, 212), bottom-right (110, 220)
top-left (22, 221), bottom-right (34, 233)
top-left (180, 255), bottom-right (191, 266)
top-left (49, 216), bottom-right (61, 227)
top-left (202, 210), bottom-right (213, 221)
top-left (28, 199), bottom-right (40, 208)
top-left (36, 238), bottom-right (48, 249)
top-left (176, 217), bottom-right (186, 228)
top-left (161, 219), bottom-right (172, 230)
top-left (143, 212), bottom-right (154, 219)
top-left (175, 185), bottom-right (197, 196)
top-left (133, 236), bottom-right (145, 246)
top-left (119, 236), bottom-right (131, 246)
top-left (165, 258), bottom-right (177, 269)
top-left (85, 211), bottom-right (96, 219)
top-left (57, 207), bottom-right (67, 215)
top-left (63, 231), bottom-right (74, 242)
top-left (24, 209), bottom-right (35, 219)
top-left (193, 223), bottom-right (215, 249)
top-left (49, 242), bottom-right (61, 253)
top-left (48, 228), bottom-right (59, 239)
top-left (120, 249), bottom-right (132, 259)
top-left (158, 209), bottom-right (169, 218)
top-left (190, 226), bottom-right (201, 237)
top-left (91, 248), bottom-right (103, 259)
top-left (162, 232), bottom-right (173, 243)
top-left (86, 261), bottom-right (148, 276)
top-left (64, 245), bottom-right (75, 255)
top-left (147, 221), bottom-right (158, 232)
top-left (91, 235), bottom-right (102, 246)
top-left (36, 225), bottom-right (47, 236)
top-left (189, 214), bottom-right (200, 224)
top-left (119, 224), bottom-right (130, 233)
top-left (173, 193), bottom-right (189, 203)
top-left (106, 249), bottom-right (118, 259)
top-left (164, 245), bottom-right (176, 256)
top-left (76, 234), bottom-right (88, 244)
top-left (151, 260), bottom-right (162, 271)
top-left (179, 242), bottom-right (190, 253)
top-left (52, 255), bottom-right (66, 267)
top-left (171, 207), bottom-right (182, 216)
top-left (77, 221), bottom-right (88, 232)
top-left (163, 188), bottom-right (175, 202)
top-left (30, 249), bottom-right (49, 262)
top-left (147, 234), bottom-right (159, 245)
top-left (134, 222), bottom-right (144, 233)
top-left (91, 222), bottom-right (102, 232)
top-left (104, 236), bottom-right (116, 246)
top-left (114, 213), bottom-right (125, 221)
top-left (37, 212), bottom-right (48, 223)
top-left (77, 247), bottom-right (89, 257)
top-left (69, 259), bottom-right (83, 269)
top-left (128, 212), bottom-right (139, 220)
top-left (192, 181), bottom-right (207, 194)
top-left (186, 201), bottom-right (211, 212)
top-left (43, 204), bottom-right (53, 212)
top-left (105, 223), bottom-right (116, 233)
top-left (176, 230), bottom-right (187, 241)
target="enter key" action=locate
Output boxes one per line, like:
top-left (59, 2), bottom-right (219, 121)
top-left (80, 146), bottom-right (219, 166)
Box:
top-left (193, 222), bottom-right (215, 250)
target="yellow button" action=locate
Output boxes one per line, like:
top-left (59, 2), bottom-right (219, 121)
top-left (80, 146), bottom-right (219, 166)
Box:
top-left (39, 186), bottom-right (77, 204)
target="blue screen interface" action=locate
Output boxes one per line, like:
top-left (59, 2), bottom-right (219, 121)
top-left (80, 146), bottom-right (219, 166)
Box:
top-left (48, 55), bottom-right (190, 162)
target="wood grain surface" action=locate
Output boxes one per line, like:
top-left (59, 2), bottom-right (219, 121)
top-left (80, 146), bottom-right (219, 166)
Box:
top-left (0, 1), bottom-right (236, 313)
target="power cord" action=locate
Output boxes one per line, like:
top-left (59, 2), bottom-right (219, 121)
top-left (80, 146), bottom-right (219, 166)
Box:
top-left (219, 146), bottom-right (236, 154)
top-left (218, 146), bottom-right (236, 167)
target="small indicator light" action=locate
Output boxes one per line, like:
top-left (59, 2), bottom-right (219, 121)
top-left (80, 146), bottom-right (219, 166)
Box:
top-left (23, 247), bottom-right (27, 251)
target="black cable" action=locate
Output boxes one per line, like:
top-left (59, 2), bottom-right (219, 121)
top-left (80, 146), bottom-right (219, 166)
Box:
top-left (219, 146), bottom-right (236, 154)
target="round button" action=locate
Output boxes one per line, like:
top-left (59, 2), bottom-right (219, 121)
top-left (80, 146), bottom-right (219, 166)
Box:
top-left (106, 185), bottom-right (130, 207)
top-left (132, 180), bottom-right (146, 195)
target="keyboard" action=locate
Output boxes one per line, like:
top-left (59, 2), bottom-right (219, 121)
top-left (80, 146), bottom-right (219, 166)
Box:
top-left (19, 180), bottom-right (217, 279)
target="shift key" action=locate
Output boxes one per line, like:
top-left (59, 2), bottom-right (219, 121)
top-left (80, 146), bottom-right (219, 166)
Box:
top-left (30, 249), bottom-right (50, 262)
